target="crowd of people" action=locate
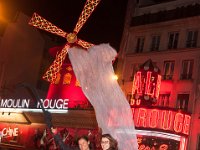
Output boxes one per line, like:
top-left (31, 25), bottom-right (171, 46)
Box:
top-left (34, 128), bottom-right (118, 150)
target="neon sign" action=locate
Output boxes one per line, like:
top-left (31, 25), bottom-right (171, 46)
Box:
top-left (0, 99), bottom-right (69, 109)
top-left (131, 71), bottom-right (161, 105)
top-left (132, 108), bottom-right (191, 136)
top-left (1, 127), bottom-right (19, 138)
top-left (131, 59), bottom-right (161, 106)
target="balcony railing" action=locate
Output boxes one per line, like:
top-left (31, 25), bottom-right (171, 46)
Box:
top-left (162, 75), bottom-right (173, 80)
top-left (180, 74), bottom-right (192, 80)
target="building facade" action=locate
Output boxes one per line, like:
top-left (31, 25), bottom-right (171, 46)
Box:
top-left (117, 0), bottom-right (200, 149)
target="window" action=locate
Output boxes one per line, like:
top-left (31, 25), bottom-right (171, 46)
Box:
top-left (163, 61), bottom-right (175, 80)
top-left (158, 94), bottom-right (170, 107)
top-left (135, 37), bottom-right (145, 53)
top-left (180, 60), bottom-right (193, 80)
top-left (150, 35), bottom-right (160, 51)
top-left (177, 94), bottom-right (189, 111)
top-left (186, 30), bottom-right (198, 48)
top-left (168, 32), bottom-right (179, 49)
top-left (197, 135), bottom-right (200, 150)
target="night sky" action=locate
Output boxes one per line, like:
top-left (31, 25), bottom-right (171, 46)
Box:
top-left (1, 0), bottom-right (128, 50)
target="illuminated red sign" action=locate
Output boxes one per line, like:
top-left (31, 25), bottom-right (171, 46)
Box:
top-left (132, 71), bottom-right (161, 104)
top-left (132, 108), bottom-right (191, 135)
top-left (137, 135), bottom-right (181, 150)
top-left (130, 59), bottom-right (161, 106)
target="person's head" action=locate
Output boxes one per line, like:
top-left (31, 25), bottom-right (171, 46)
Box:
top-left (77, 136), bottom-right (90, 150)
top-left (101, 134), bottom-right (118, 150)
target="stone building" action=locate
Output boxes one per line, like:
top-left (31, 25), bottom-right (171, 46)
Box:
top-left (117, 0), bottom-right (200, 149)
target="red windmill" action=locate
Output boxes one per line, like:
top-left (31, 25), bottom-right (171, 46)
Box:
top-left (29, 0), bottom-right (101, 108)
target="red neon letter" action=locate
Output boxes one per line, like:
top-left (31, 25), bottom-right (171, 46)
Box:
top-left (133, 72), bottom-right (142, 94)
top-left (136, 108), bottom-right (147, 127)
top-left (162, 110), bottom-right (173, 130)
top-left (155, 75), bottom-right (161, 98)
top-left (136, 99), bottom-right (141, 106)
top-left (145, 71), bottom-right (155, 97)
top-left (182, 115), bottom-right (191, 135)
top-left (174, 113), bottom-right (184, 133)
top-left (149, 109), bottom-right (159, 128)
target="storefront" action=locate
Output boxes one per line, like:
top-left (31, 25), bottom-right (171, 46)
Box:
top-left (0, 98), bottom-right (99, 149)
top-left (0, 101), bottom-right (191, 149)
top-left (0, 110), bottom-right (99, 149)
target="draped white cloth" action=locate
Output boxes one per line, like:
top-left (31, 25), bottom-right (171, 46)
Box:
top-left (68, 44), bottom-right (138, 150)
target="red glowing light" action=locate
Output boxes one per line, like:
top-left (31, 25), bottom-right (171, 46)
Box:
top-left (155, 75), bottom-right (161, 98)
top-left (133, 71), bottom-right (142, 95)
top-left (133, 108), bottom-right (191, 135)
top-left (182, 115), bottom-right (191, 135)
top-left (174, 113), bottom-right (184, 133)
top-left (162, 110), bottom-right (173, 130)
top-left (149, 109), bottom-right (159, 128)
top-left (131, 59), bottom-right (162, 106)
top-left (46, 47), bottom-right (89, 109)
top-left (136, 108), bottom-right (147, 127)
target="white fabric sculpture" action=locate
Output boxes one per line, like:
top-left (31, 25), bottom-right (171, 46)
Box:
top-left (69, 44), bottom-right (138, 150)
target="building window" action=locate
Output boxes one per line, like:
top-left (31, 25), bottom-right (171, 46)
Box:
top-left (177, 94), bottom-right (189, 111)
top-left (186, 30), bottom-right (198, 48)
top-left (197, 135), bottom-right (200, 150)
top-left (135, 37), bottom-right (145, 53)
top-left (168, 32), bottom-right (179, 49)
top-left (163, 61), bottom-right (174, 80)
top-left (150, 35), bottom-right (160, 51)
top-left (180, 60), bottom-right (193, 80)
top-left (158, 94), bottom-right (170, 107)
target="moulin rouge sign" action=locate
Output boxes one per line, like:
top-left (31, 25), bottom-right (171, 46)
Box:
top-left (0, 99), bottom-right (69, 110)
top-left (132, 107), bottom-right (191, 136)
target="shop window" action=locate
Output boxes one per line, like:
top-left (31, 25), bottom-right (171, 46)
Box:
top-left (135, 37), bottom-right (145, 53)
top-left (177, 94), bottom-right (189, 111)
top-left (158, 94), bottom-right (170, 107)
top-left (168, 32), bottom-right (179, 49)
top-left (150, 35), bottom-right (160, 51)
top-left (180, 60), bottom-right (193, 80)
top-left (186, 30), bottom-right (198, 48)
top-left (163, 61), bottom-right (175, 80)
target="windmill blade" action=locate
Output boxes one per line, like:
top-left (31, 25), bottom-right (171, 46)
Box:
top-left (29, 13), bottom-right (67, 38)
top-left (43, 44), bottom-right (70, 83)
top-left (73, 0), bottom-right (101, 34)
top-left (76, 39), bottom-right (94, 49)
